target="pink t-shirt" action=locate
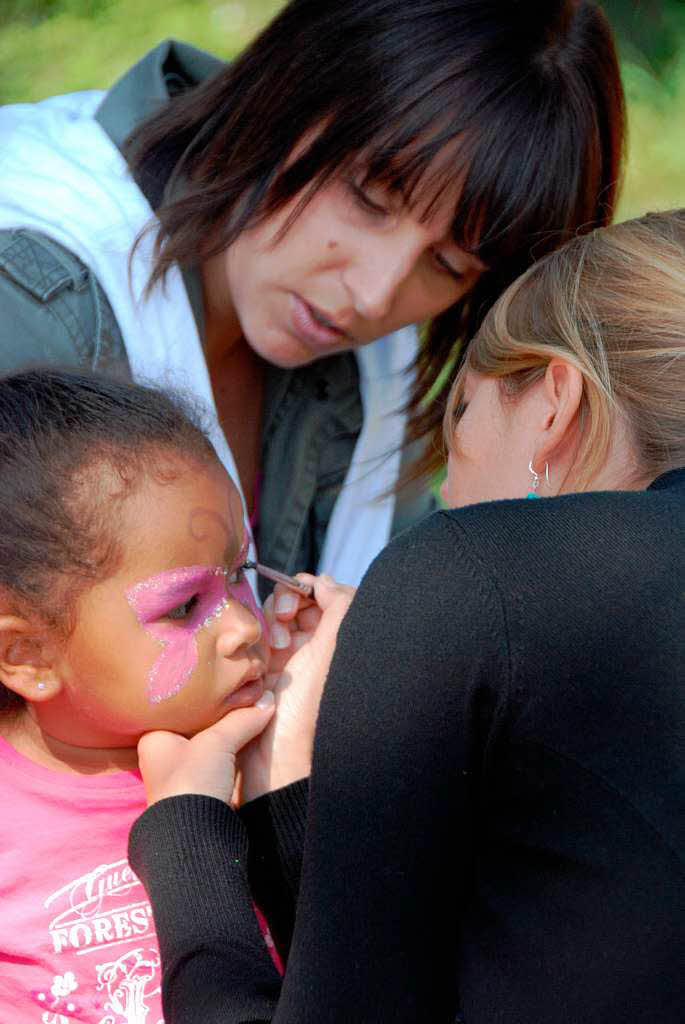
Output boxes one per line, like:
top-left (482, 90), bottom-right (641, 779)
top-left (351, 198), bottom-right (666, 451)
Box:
top-left (0, 735), bottom-right (163, 1024)
top-left (0, 735), bottom-right (283, 1024)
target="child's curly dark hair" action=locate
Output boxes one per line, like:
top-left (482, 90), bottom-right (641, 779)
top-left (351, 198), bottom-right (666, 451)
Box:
top-left (0, 368), bottom-right (218, 713)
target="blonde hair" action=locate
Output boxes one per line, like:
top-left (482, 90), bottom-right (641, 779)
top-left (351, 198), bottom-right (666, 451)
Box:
top-left (445, 209), bottom-right (685, 489)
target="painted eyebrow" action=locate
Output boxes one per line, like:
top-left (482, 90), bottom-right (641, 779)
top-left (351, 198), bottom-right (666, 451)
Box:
top-left (133, 566), bottom-right (219, 598)
top-left (164, 567), bottom-right (216, 592)
top-left (224, 531), bottom-right (249, 571)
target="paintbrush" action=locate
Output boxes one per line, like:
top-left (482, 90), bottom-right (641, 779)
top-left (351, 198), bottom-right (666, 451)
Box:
top-left (244, 561), bottom-right (314, 598)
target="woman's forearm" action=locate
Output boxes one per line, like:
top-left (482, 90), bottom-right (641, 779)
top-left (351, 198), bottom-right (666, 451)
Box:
top-left (129, 795), bottom-right (283, 1024)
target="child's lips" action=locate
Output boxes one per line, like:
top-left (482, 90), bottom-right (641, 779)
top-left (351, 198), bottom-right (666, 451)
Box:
top-left (224, 666), bottom-right (267, 707)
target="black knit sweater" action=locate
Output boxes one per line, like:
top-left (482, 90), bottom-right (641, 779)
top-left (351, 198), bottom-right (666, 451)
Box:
top-left (130, 468), bottom-right (685, 1023)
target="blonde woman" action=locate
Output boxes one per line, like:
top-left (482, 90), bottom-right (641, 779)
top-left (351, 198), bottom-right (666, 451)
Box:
top-left (131, 210), bottom-right (685, 1023)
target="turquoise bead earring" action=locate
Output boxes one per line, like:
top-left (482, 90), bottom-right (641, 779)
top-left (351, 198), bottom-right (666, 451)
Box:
top-left (527, 459), bottom-right (551, 498)
top-left (526, 460), bottom-right (540, 499)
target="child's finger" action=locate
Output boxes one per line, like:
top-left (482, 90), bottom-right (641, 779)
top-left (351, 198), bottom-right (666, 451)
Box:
top-left (206, 692), bottom-right (275, 753)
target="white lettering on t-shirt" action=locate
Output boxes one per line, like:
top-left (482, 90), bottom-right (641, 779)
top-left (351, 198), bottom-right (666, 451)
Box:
top-left (45, 860), bottom-right (155, 956)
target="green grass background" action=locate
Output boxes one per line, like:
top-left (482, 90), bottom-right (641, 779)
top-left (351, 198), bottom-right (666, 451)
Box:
top-left (1, 0), bottom-right (685, 222)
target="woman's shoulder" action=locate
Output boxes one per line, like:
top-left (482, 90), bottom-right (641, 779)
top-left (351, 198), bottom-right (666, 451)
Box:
top-left (426, 476), bottom-right (684, 667)
top-left (368, 472), bottom-right (685, 632)
top-left (354, 507), bottom-right (509, 657)
top-left (365, 506), bottom-right (492, 597)
top-left (441, 470), bottom-right (685, 574)
top-left (0, 229), bottom-right (130, 378)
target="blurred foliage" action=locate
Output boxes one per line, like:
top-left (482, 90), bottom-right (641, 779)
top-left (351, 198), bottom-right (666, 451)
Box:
top-left (603, 0), bottom-right (685, 73)
top-left (0, 0), bottom-right (111, 25)
top-left (0, 1), bottom-right (284, 104)
top-left (0, 0), bottom-right (684, 222)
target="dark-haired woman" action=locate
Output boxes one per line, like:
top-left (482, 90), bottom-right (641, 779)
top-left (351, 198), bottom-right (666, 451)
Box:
top-left (0, 1), bottom-right (623, 589)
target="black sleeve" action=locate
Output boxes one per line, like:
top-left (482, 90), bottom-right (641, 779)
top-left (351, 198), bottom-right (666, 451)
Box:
top-left (0, 228), bottom-right (130, 376)
top-left (239, 779), bottom-right (309, 962)
top-left (130, 513), bottom-right (509, 1023)
top-left (129, 795), bottom-right (284, 1024)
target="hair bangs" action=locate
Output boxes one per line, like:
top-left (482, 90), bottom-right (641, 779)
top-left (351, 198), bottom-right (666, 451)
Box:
top-left (453, 114), bottom-right (573, 273)
top-left (264, 47), bottom-right (493, 243)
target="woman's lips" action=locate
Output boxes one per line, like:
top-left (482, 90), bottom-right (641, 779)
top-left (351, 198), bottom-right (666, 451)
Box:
top-left (289, 293), bottom-right (352, 348)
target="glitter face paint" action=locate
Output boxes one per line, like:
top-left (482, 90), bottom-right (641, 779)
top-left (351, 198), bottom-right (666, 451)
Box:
top-left (126, 556), bottom-right (266, 704)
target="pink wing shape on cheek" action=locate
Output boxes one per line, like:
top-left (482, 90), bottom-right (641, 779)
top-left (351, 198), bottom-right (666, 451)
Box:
top-left (137, 621), bottom-right (209, 704)
top-left (126, 569), bottom-right (228, 704)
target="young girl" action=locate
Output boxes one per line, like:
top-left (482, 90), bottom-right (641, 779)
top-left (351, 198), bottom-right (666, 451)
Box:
top-left (0, 369), bottom-right (278, 1024)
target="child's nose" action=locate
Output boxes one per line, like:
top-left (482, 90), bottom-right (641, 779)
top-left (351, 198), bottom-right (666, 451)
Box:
top-left (215, 599), bottom-right (263, 656)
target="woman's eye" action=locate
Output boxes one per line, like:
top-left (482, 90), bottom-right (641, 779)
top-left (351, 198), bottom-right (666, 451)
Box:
top-left (433, 250), bottom-right (464, 281)
top-left (349, 180), bottom-right (389, 217)
top-left (225, 563), bottom-right (247, 586)
top-left (166, 595), bottom-right (199, 620)
top-left (452, 398), bottom-right (468, 424)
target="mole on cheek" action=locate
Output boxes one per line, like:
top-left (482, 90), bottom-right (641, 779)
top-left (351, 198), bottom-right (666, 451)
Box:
top-left (327, 240), bottom-right (338, 250)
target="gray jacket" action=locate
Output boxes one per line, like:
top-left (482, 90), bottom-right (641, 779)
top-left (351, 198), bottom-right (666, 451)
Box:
top-left (0, 42), bottom-right (433, 594)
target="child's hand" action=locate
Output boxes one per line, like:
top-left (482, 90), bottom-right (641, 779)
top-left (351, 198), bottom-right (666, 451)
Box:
top-left (138, 693), bottom-right (275, 806)
top-left (237, 573), bottom-right (355, 805)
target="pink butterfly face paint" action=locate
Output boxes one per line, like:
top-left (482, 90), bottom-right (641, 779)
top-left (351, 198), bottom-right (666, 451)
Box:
top-left (126, 566), bottom-right (227, 704)
top-left (126, 551), bottom-right (266, 704)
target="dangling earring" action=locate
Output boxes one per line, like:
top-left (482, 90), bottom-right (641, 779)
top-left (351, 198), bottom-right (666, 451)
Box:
top-left (526, 460), bottom-right (540, 499)
top-left (527, 460), bottom-right (551, 499)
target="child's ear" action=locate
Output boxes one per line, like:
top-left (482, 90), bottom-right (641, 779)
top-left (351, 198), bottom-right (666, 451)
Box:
top-left (0, 615), bottom-right (62, 704)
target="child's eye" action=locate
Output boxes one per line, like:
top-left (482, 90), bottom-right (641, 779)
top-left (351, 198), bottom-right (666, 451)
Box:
top-left (166, 595), bottom-right (200, 620)
top-left (225, 563), bottom-right (247, 586)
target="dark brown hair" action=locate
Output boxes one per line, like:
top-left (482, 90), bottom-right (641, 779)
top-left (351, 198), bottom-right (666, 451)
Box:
top-left (0, 370), bottom-right (217, 713)
top-left (127, 0), bottom-right (625, 477)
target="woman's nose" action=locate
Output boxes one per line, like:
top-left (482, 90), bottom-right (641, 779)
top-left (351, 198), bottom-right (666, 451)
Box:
top-left (343, 232), bottom-right (419, 321)
top-left (215, 598), bottom-right (263, 656)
